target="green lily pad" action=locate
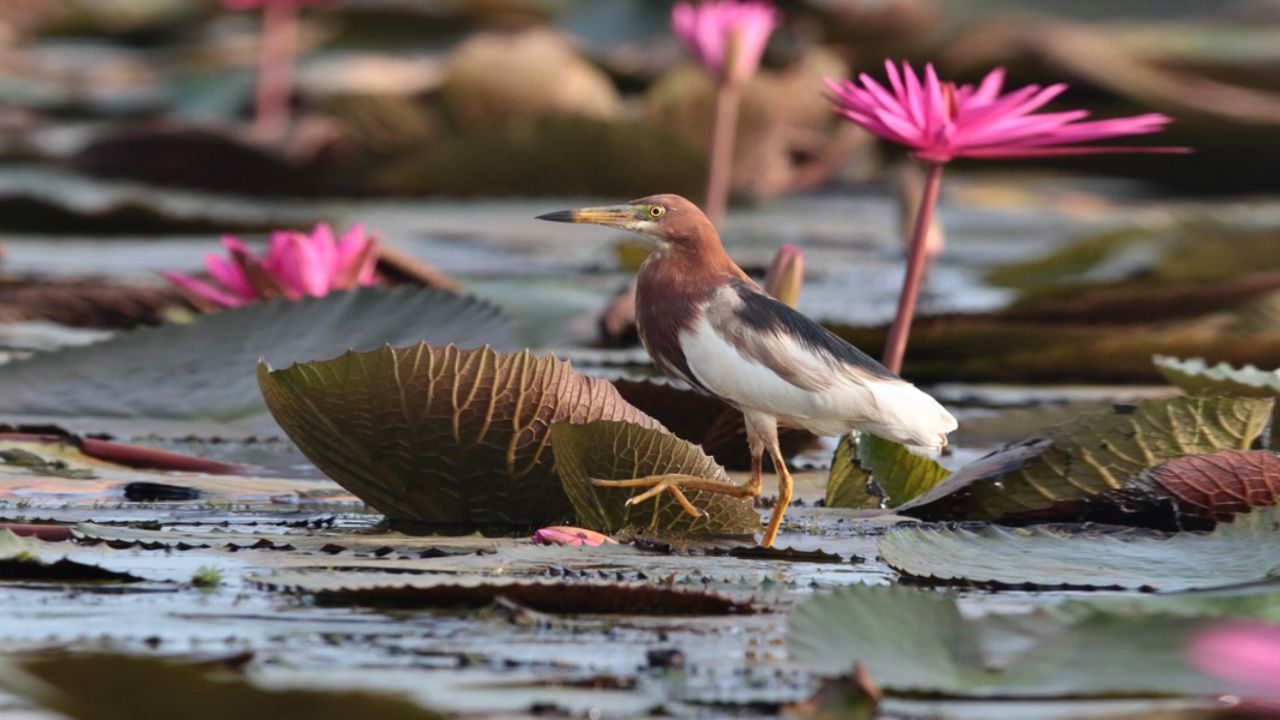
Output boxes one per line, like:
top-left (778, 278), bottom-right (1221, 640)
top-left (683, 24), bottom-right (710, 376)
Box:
top-left (1155, 355), bottom-right (1280, 449)
top-left (0, 288), bottom-right (516, 435)
top-left (1058, 579), bottom-right (1280, 625)
top-left (825, 433), bottom-right (949, 509)
top-left (823, 435), bottom-right (878, 510)
top-left (788, 584), bottom-right (1226, 697)
top-left (896, 396), bottom-right (1272, 523)
top-left (3, 653), bottom-right (445, 720)
top-left (1155, 355), bottom-right (1280, 399)
top-left (550, 420), bottom-right (759, 536)
top-left (878, 506), bottom-right (1280, 591)
top-left (259, 344), bottom-right (663, 530)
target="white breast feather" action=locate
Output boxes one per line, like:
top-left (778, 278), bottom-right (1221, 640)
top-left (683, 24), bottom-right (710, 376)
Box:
top-left (679, 315), bottom-right (957, 449)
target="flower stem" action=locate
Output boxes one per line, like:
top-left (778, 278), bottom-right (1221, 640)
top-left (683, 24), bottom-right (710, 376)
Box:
top-left (704, 81), bottom-right (741, 227)
top-left (882, 162), bottom-right (944, 374)
top-left (252, 1), bottom-right (299, 139)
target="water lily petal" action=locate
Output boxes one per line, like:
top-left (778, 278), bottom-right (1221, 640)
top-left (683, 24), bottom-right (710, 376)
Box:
top-left (159, 272), bottom-right (246, 309)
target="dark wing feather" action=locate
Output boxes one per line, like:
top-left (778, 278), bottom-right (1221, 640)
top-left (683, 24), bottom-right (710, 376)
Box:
top-left (728, 279), bottom-right (900, 382)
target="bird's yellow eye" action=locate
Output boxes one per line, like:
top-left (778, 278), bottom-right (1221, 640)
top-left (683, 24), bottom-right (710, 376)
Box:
top-left (648, 205), bottom-right (665, 219)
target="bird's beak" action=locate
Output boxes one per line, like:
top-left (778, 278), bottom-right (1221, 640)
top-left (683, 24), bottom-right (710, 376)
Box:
top-left (536, 204), bottom-right (641, 230)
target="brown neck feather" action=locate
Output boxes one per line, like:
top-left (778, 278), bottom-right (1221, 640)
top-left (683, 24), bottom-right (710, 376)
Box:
top-left (633, 222), bottom-right (752, 389)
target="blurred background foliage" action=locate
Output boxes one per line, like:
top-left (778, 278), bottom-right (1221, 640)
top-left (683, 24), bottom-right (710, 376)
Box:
top-left (3, 0), bottom-right (1278, 200)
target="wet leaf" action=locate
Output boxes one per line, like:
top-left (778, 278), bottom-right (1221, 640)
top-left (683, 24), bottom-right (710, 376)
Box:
top-left (1155, 356), bottom-right (1280, 448)
top-left (823, 435), bottom-right (879, 510)
top-left (0, 530), bottom-right (142, 583)
top-left (611, 376), bottom-right (816, 470)
top-left (0, 288), bottom-right (516, 434)
top-left (5, 653), bottom-right (446, 720)
top-left (878, 506), bottom-right (1280, 591)
top-left (1059, 579), bottom-right (1280, 625)
top-left (551, 420), bottom-right (760, 536)
top-left (1127, 450), bottom-right (1280, 523)
top-left (897, 396), bottom-right (1272, 523)
top-left (826, 433), bottom-right (948, 509)
top-left (1155, 355), bottom-right (1280, 399)
top-left (788, 584), bottom-right (1226, 697)
top-left (259, 345), bottom-right (663, 529)
top-left (254, 572), bottom-right (755, 615)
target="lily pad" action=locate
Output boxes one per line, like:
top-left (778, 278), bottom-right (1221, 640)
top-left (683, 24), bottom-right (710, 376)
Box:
top-left (825, 433), bottom-right (948, 509)
top-left (0, 288), bottom-right (515, 434)
top-left (1059, 579), bottom-right (1280, 625)
top-left (0, 530), bottom-right (142, 583)
top-left (5, 653), bottom-right (446, 720)
top-left (897, 396), bottom-right (1272, 523)
top-left (823, 435), bottom-right (878, 510)
top-left (253, 572), bottom-right (755, 615)
top-left (1124, 450), bottom-right (1280, 523)
top-left (878, 506), bottom-right (1280, 591)
top-left (551, 420), bottom-right (760, 536)
top-left (1155, 355), bottom-right (1280, 399)
top-left (1155, 355), bottom-right (1280, 448)
top-left (788, 584), bottom-right (1226, 697)
top-left (259, 345), bottom-right (663, 530)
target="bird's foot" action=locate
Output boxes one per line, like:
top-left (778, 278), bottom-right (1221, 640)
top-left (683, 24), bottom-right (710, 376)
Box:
top-left (590, 474), bottom-right (715, 519)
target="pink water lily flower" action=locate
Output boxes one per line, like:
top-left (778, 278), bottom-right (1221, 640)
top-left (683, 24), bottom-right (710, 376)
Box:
top-left (826, 59), bottom-right (1188, 375)
top-left (161, 224), bottom-right (378, 309)
top-left (532, 526), bottom-right (618, 548)
top-left (825, 60), bottom-right (1188, 163)
top-left (672, 0), bottom-right (778, 87)
top-left (1188, 620), bottom-right (1280, 712)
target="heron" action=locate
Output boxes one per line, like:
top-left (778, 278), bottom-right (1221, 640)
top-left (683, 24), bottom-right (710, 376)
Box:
top-left (538, 194), bottom-right (957, 547)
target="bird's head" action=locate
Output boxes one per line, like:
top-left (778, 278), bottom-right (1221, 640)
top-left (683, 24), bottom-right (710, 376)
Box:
top-left (536, 194), bottom-right (717, 252)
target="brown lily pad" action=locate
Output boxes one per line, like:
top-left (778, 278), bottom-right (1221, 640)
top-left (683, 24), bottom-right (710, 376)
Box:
top-left (1128, 450), bottom-right (1280, 524)
top-left (0, 278), bottom-right (191, 329)
top-left (258, 344), bottom-right (664, 530)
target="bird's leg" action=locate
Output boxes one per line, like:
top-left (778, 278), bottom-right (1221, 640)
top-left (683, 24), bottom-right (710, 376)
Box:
top-left (760, 445), bottom-right (794, 549)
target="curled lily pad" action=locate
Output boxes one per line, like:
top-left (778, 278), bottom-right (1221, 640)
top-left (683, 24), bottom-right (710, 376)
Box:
top-left (1155, 355), bottom-right (1280, 448)
top-left (258, 344), bottom-right (663, 530)
top-left (878, 506), bottom-right (1280, 591)
top-left (0, 288), bottom-right (516, 436)
top-left (897, 396), bottom-right (1273, 523)
top-left (550, 420), bottom-right (759, 536)
top-left (825, 433), bottom-right (948, 509)
top-left (823, 435), bottom-right (878, 510)
top-left (611, 376), bottom-right (815, 469)
top-left (1155, 355), bottom-right (1280, 398)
